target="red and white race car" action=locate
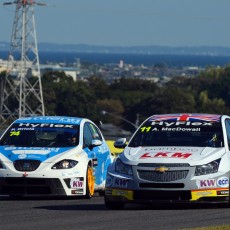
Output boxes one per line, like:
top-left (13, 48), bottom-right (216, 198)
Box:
top-left (104, 113), bottom-right (230, 209)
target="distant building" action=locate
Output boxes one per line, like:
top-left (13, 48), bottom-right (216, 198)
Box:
top-left (119, 60), bottom-right (124, 68)
top-left (40, 64), bottom-right (80, 81)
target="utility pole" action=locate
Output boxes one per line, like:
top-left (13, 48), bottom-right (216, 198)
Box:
top-left (0, 0), bottom-right (45, 126)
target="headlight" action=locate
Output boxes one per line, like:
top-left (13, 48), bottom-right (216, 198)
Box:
top-left (195, 159), bottom-right (220, 176)
top-left (115, 158), bottom-right (132, 175)
top-left (52, 160), bottom-right (78, 169)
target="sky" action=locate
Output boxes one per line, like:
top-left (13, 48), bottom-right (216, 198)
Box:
top-left (1, 0), bottom-right (230, 47)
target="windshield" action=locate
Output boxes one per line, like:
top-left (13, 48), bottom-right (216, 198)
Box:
top-left (129, 118), bottom-right (224, 148)
top-left (0, 123), bottom-right (80, 147)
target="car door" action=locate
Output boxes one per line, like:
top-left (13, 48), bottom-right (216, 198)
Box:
top-left (83, 122), bottom-right (101, 185)
top-left (83, 122), bottom-right (110, 186)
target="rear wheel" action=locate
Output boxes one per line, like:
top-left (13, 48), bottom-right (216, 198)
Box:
top-left (85, 165), bottom-right (95, 199)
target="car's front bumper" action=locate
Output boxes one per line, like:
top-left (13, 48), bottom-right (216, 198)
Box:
top-left (105, 163), bottom-right (230, 204)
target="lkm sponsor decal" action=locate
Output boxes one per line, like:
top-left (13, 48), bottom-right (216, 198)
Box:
top-left (140, 152), bottom-right (192, 159)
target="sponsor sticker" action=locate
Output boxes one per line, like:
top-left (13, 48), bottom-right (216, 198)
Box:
top-left (140, 152), bottom-right (192, 159)
top-left (113, 178), bottom-right (129, 188)
top-left (18, 154), bottom-right (27, 159)
top-left (217, 190), bottom-right (229, 195)
top-left (18, 123), bottom-right (75, 128)
top-left (196, 179), bottom-right (216, 189)
top-left (70, 178), bottom-right (84, 189)
top-left (217, 177), bottom-right (229, 188)
top-left (112, 189), bottom-right (133, 200)
top-left (191, 189), bottom-right (216, 200)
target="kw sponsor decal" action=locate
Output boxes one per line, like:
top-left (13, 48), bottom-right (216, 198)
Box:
top-left (197, 179), bottom-right (216, 189)
top-left (113, 178), bottom-right (129, 188)
top-left (70, 178), bottom-right (84, 189)
top-left (140, 152), bottom-right (192, 159)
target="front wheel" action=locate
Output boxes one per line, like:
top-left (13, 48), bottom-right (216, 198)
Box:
top-left (85, 165), bottom-right (95, 199)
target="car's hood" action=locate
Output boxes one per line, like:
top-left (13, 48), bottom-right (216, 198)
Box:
top-left (0, 146), bottom-right (83, 163)
top-left (120, 146), bottom-right (226, 166)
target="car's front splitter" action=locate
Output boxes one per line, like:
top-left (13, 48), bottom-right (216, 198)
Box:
top-left (105, 187), bottom-right (229, 204)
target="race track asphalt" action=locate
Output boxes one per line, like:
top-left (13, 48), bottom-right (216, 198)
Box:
top-left (0, 194), bottom-right (230, 230)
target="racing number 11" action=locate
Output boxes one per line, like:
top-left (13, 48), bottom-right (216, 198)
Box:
top-left (140, 126), bottom-right (151, 132)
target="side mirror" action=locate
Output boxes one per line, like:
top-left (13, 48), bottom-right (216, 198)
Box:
top-left (114, 138), bottom-right (127, 149)
top-left (91, 139), bottom-right (102, 148)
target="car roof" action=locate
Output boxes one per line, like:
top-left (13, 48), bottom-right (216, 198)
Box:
top-left (13, 116), bottom-right (84, 125)
top-left (148, 113), bottom-right (223, 122)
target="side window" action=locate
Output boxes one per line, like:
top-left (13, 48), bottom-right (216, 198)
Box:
top-left (225, 119), bottom-right (230, 147)
top-left (88, 123), bottom-right (103, 141)
top-left (83, 123), bottom-right (93, 147)
top-left (83, 123), bottom-right (103, 148)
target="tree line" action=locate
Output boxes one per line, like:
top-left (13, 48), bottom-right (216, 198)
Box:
top-left (41, 65), bottom-right (230, 132)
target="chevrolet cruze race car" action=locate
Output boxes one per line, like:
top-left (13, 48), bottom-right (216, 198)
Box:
top-left (0, 116), bottom-right (113, 198)
top-left (104, 113), bottom-right (230, 209)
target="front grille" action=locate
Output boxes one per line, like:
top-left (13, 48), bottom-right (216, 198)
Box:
top-left (14, 160), bottom-right (41, 172)
top-left (138, 170), bottom-right (189, 182)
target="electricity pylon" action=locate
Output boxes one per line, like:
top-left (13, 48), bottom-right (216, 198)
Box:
top-left (0, 0), bottom-right (45, 126)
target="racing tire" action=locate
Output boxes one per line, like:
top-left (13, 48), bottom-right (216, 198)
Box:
top-left (104, 198), bottom-right (125, 210)
top-left (85, 165), bottom-right (95, 199)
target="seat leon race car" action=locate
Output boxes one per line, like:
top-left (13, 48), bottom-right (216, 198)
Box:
top-left (104, 113), bottom-right (230, 209)
top-left (0, 116), bottom-right (113, 198)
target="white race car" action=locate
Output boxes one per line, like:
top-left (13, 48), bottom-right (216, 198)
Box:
top-left (104, 113), bottom-right (230, 209)
top-left (0, 116), bottom-right (113, 198)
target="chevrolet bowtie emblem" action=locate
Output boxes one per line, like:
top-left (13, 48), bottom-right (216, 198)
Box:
top-left (155, 166), bottom-right (169, 173)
